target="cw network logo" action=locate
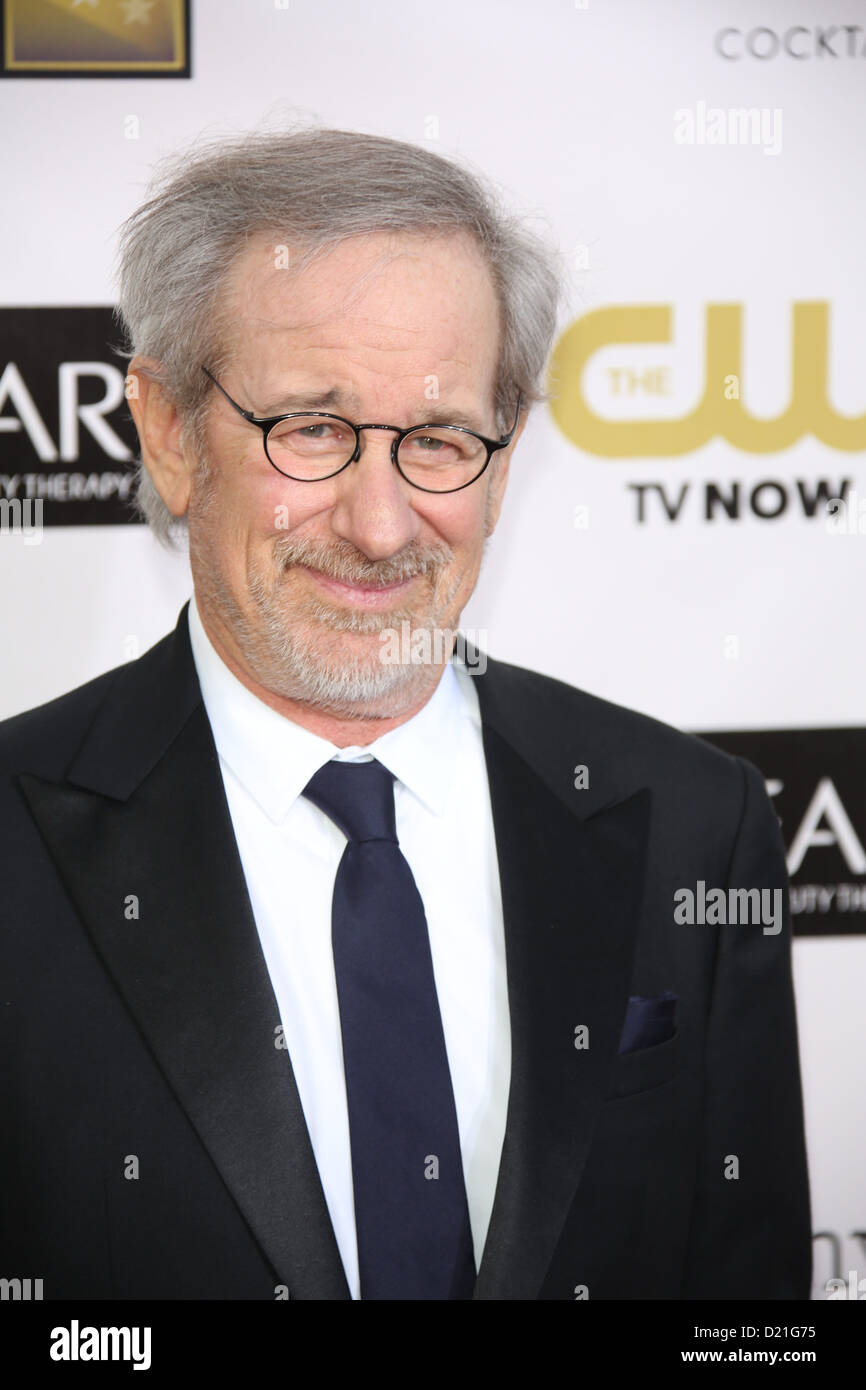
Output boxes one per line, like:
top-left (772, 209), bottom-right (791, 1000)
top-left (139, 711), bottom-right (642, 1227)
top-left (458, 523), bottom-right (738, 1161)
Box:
top-left (549, 302), bottom-right (864, 458)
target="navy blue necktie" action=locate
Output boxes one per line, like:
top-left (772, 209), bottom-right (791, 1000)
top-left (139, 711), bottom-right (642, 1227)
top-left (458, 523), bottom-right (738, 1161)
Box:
top-left (302, 757), bottom-right (476, 1300)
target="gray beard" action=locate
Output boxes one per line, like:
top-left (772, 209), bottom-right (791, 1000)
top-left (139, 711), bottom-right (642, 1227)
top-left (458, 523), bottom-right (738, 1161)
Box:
top-left (194, 531), bottom-right (472, 720)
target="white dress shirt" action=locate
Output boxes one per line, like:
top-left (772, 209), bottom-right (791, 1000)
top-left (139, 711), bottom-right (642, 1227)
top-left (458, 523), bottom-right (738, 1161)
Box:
top-left (187, 596), bottom-right (510, 1298)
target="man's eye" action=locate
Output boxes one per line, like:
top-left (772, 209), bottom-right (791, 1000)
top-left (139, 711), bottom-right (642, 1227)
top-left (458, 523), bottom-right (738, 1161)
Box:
top-left (298, 423), bottom-right (335, 439)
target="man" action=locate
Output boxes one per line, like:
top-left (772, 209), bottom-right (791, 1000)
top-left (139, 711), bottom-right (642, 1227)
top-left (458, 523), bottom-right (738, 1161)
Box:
top-left (0, 128), bottom-right (810, 1300)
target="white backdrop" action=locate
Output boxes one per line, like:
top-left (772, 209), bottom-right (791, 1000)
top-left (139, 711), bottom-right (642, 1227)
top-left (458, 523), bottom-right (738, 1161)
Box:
top-left (1, 0), bottom-right (864, 1299)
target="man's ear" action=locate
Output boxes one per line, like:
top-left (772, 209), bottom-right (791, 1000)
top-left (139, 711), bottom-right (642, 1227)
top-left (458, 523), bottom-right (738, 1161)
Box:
top-left (125, 357), bottom-right (195, 518)
top-left (484, 410), bottom-right (527, 536)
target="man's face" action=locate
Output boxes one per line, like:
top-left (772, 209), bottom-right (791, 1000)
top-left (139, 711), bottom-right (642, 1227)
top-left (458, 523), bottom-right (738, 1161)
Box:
top-left (178, 229), bottom-right (521, 718)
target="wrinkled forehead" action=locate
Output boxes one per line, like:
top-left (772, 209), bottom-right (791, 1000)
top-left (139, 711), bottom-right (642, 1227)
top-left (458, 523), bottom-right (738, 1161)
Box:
top-left (216, 227), bottom-right (502, 376)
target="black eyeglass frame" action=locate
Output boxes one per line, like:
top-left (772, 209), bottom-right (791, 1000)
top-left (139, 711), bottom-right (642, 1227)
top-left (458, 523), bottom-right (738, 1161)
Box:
top-left (201, 366), bottom-right (522, 494)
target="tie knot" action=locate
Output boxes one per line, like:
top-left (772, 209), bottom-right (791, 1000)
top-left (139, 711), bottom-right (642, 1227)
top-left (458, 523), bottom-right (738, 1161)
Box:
top-left (302, 757), bottom-right (398, 844)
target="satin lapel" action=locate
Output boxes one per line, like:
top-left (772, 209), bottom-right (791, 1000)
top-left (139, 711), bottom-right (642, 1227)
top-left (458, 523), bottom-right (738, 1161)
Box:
top-left (17, 609), bottom-right (349, 1300)
top-left (471, 675), bottom-right (651, 1300)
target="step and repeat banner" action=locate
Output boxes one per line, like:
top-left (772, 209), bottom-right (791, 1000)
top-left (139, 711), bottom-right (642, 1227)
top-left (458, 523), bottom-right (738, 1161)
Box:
top-left (1, 0), bottom-right (863, 1301)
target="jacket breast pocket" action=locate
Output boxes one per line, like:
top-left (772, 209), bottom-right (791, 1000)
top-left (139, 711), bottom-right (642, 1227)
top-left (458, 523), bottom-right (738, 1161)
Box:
top-left (602, 1028), bottom-right (680, 1102)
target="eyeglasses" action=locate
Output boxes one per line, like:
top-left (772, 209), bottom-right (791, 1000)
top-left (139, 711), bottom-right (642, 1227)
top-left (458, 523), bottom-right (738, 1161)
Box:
top-left (201, 367), bottom-right (521, 494)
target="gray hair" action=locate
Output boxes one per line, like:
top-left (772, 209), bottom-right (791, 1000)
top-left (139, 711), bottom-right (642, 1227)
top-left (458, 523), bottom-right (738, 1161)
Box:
top-left (112, 124), bottom-right (565, 547)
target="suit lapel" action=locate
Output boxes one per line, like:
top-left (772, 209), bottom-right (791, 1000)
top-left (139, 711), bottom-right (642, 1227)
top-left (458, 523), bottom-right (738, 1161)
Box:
top-left (17, 605), bottom-right (349, 1299)
top-left (470, 661), bottom-right (651, 1299)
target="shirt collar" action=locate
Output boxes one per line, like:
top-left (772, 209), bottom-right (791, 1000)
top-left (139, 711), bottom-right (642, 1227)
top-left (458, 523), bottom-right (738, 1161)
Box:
top-left (187, 594), bottom-right (480, 825)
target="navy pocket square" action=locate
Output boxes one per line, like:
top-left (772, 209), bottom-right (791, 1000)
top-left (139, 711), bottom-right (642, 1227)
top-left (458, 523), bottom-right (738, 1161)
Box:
top-left (617, 991), bottom-right (678, 1054)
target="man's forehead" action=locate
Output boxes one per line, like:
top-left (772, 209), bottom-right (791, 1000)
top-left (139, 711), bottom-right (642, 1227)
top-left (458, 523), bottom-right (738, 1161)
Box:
top-left (223, 241), bottom-right (494, 386)
top-left (225, 227), bottom-right (497, 311)
top-left (227, 288), bottom-right (495, 380)
top-left (218, 231), bottom-right (501, 417)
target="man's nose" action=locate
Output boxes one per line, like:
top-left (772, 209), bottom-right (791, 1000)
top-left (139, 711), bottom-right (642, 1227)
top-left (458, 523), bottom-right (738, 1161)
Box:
top-left (328, 428), bottom-right (422, 560)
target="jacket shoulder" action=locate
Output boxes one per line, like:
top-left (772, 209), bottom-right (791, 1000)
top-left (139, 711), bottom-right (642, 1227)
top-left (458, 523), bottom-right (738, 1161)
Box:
top-left (478, 654), bottom-right (751, 807)
top-left (0, 666), bottom-right (124, 770)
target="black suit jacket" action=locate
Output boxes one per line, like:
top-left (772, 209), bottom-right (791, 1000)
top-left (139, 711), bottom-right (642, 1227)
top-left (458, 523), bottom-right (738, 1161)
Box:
top-left (0, 604), bottom-right (811, 1299)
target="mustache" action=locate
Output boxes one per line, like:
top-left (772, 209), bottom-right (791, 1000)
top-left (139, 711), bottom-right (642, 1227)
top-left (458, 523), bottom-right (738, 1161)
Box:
top-left (273, 536), bottom-right (453, 586)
